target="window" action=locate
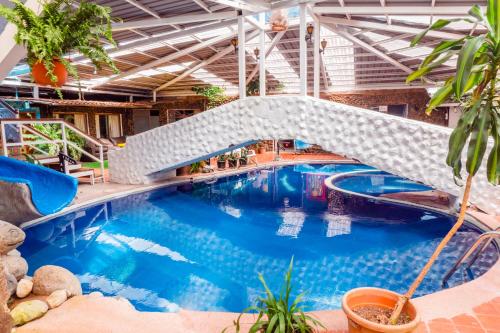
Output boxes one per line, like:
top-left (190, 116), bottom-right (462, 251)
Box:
top-left (387, 105), bottom-right (408, 118)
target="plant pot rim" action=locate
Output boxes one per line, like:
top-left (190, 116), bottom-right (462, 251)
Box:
top-left (342, 287), bottom-right (421, 332)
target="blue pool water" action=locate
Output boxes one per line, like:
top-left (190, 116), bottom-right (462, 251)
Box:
top-left (19, 164), bottom-right (498, 313)
top-left (333, 171), bottom-right (433, 196)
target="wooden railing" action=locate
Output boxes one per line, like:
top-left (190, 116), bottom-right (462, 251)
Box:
top-left (0, 118), bottom-right (105, 180)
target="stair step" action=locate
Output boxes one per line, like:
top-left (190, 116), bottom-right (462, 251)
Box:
top-left (70, 168), bottom-right (95, 178)
top-left (36, 157), bottom-right (59, 164)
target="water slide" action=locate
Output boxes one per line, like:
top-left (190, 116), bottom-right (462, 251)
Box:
top-left (0, 156), bottom-right (78, 226)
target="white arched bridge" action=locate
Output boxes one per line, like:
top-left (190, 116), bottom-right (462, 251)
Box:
top-left (109, 96), bottom-right (499, 215)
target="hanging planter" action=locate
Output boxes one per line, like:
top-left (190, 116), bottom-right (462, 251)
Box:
top-left (270, 9), bottom-right (288, 32)
top-left (0, 0), bottom-right (119, 98)
top-left (31, 59), bottom-right (68, 87)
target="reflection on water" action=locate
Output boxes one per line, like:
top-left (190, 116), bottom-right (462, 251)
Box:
top-left (19, 164), bottom-right (498, 312)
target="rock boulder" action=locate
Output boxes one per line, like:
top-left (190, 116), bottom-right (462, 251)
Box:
top-left (32, 265), bottom-right (82, 297)
top-left (10, 300), bottom-right (48, 326)
top-left (0, 221), bottom-right (25, 254)
top-left (16, 278), bottom-right (33, 298)
top-left (2, 254), bottom-right (28, 280)
top-left (46, 289), bottom-right (68, 309)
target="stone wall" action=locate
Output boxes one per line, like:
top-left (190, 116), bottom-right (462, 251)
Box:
top-left (322, 88), bottom-right (447, 126)
top-left (154, 96), bottom-right (206, 126)
top-left (109, 95), bottom-right (500, 214)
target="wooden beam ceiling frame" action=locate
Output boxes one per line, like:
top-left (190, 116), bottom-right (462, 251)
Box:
top-left (154, 29), bottom-right (260, 92)
top-left (0, 79), bottom-right (150, 97)
top-left (246, 31), bottom-right (286, 84)
top-left (192, 0), bottom-right (212, 13)
top-left (207, 0), bottom-right (270, 12)
top-left (89, 29), bottom-right (248, 89)
top-left (327, 26), bottom-right (436, 84)
top-left (319, 16), bottom-right (465, 40)
top-left (370, 33), bottom-right (414, 46)
top-left (111, 11), bottom-right (237, 31)
top-left (314, 6), bottom-right (483, 16)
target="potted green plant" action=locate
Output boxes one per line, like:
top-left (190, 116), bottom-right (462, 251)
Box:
top-left (0, 0), bottom-right (118, 92)
top-left (227, 153), bottom-right (238, 168)
top-left (342, 2), bottom-right (500, 332)
top-left (217, 155), bottom-right (227, 170)
top-left (223, 258), bottom-right (324, 333)
top-left (189, 161), bottom-right (205, 174)
top-left (239, 149), bottom-right (249, 166)
top-left (192, 85), bottom-right (227, 110)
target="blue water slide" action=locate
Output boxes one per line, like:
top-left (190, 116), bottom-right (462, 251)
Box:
top-left (0, 156), bottom-right (78, 215)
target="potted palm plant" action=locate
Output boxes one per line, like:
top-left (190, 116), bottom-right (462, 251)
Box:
top-left (342, 2), bottom-right (500, 332)
top-left (223, 258), bottom-right (324, 333)
top-left (239, 148), bottom-right (249, 166)
top-left (217, 155), bottom-right (227, 170)
top-left (227, 153), bottom-right (238, 168)
top-left (0, 0), bottom-right (118, 92)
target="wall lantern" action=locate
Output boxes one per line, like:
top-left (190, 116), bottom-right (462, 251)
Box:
top-left (230, 37), bottom-right (238, 53)
top-left (254, 47), bottom-right (260, 60)
top-left (305, 23), bottom-right (313, 42)
top-left (320, 39), bottom-right (327, 53)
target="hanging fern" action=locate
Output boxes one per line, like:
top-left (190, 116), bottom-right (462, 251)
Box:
top-left (0, 0), bottom-right (119, 93)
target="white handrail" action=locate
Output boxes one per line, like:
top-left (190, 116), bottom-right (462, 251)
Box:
top-left (0, 118), bottom-right (105, 181)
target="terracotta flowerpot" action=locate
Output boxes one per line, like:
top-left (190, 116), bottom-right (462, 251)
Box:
top-left (217, 160), bottom-right (226, 169)
top-left (176, 165), bottom-right (190, 176)
top-left (228, 159), bottom-right (237, 168)
top-left (257, 147), bottom-right (266, 154)
top-left (239, 158), bottom-right (248, 166)
top-left (342, 288), bottom-right (420, 333)
top-left (31, 59), bottom-right (68, 87)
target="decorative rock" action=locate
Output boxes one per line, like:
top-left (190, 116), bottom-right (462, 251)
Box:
top-left (10, 300), bottom-right (48, 326)
top-left (46, 289), bottom-right (68, 309)
top-left (115, 296), bottom-right (134, 310)
top-left (16, 279), bottom-right (33, 298)
top-left (2, 255), bottom-right (28, 280)
top-left (32, 265), bottom-right (82, 297)
top-left (0, 221), bottom-right (25, 254)
top-left (7, 249), bottom-right (21, 257)
top-left (6, 271), bottom-right (17, 297)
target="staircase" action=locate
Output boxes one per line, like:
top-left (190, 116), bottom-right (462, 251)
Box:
top-left (0, 117), bottom-right (105, 184)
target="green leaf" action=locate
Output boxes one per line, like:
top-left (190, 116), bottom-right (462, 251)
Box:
top-left (425, 83), bottom-right (454, 114)
top-left (266, 315), bottom-right (279, 333)
top-left (455, 36), bottom-right (485, 98)
top-left (487, 112), bottom-right (500, 184)
top-left (486, 0), bottom-right (499, 40)
top-left (466, 106), bottom-right (492, 176)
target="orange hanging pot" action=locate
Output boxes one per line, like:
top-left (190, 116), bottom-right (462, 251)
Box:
top-left (31, 59), bottom-right (68, 87)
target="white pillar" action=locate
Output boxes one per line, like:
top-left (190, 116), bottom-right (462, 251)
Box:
top-left (152, 91), bottom-right (157, 102)
top-left (33, 86), bottom-right (39, 99)
top-left (313, 17), bottom-right (320, 98)
top-left (299, 3), bottom-right (307, 96)
top-left (238, 15), bottom-right (246, 99)
top-left (259, 12), bottom-right (266, 97)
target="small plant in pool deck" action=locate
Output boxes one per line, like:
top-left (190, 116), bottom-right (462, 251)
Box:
top-left (223, 258), bottom-right (324, 333)
top-left (0, 0), bottom-right (119, 97)
top-left (217, 155), bottom-right (227, 169)
top-left (239, 149), bottom-right (249, 166)
top-left (381, 0), bottom-right (500, 326)
top-left (227, 153), bottom-right (238, 168)
top-left (189, 161), bottom-right (205, 174)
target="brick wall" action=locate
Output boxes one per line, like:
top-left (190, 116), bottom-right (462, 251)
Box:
top-left (154, 96), bottom-right (206, 126)
top-left (322, 88), bottom-right (447, 126)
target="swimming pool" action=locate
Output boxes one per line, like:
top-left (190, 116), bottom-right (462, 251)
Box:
top-left (19, 163), bottom-right (498, 312)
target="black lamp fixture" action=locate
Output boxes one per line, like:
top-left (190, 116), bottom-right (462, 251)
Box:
top-left (254, 47), bottom-right (260, 60)
top-left (230, 37), bottom-right (238, 53)
top-left (320, 39), bottom-right (327, 53)
top-left (305, 23), bottom-right (314, 42)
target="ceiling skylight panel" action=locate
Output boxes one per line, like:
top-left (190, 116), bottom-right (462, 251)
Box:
top-left (195, 27), bottom-right (233, 39)
top-left (191, 68), bottom-right (238, 95)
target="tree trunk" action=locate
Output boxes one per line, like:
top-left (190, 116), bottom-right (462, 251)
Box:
top-left (389, 173), bottom-right (474, 324)
top-left (0, 260), bottom-right (13, 333)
